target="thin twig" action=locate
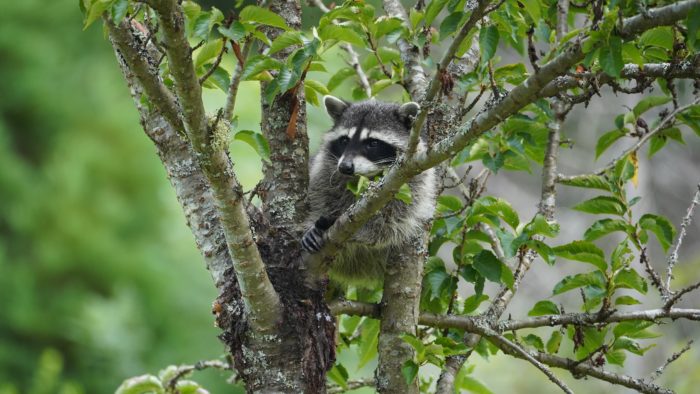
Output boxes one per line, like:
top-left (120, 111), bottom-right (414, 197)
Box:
top-left (165, 360), bottom-right (232, 389)
top-left (640, 247), bottom-right (669, 299)
top-left (558, 99), bottom-right (700, 183)
top-left (650, 340), bottom-right (694, 382)
top-left (222, 39), bottom-right (252, 121)
top-left (665, 183), bottom-right (700, 291)
top-left (198, 38), bottom-right (227, 85)
top-left (664, 280), bottom-right (700, 310)
top-left (327, 378), bottom-right (375, 393)
top-left (488, 333), bottom-right (574, 394)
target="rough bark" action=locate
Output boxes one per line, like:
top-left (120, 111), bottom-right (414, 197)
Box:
top-left (107, 5), bottom-right (335, 392)
top-left (376, 234), bottom-right (427, 394)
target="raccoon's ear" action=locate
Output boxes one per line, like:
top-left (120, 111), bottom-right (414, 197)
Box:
top-left (324, 95), bottom-right (349, 122)
top-left (398, 102), bottom-right (421, 125)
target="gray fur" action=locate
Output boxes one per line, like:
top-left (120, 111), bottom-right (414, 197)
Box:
top-left (303, 97), bottom-right (436, 286)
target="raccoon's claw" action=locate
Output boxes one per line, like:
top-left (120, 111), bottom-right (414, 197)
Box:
top-left (302, 226), bottom-right (325, 253)
top-left (301, 216), bottom-right (336, 253)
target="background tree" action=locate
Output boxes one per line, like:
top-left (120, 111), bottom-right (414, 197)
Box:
top-left (14, 0), bottom-right (699, 392)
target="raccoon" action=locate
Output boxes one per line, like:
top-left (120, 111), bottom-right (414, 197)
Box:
top-left (301, 96), bottom-right (436, 285)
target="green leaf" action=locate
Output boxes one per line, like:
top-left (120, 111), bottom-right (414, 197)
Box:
top-left (239, 5), bottom-right (289, 30)
top-left (606, 349), bottom-right (627, 366)
top-left (613, 337), bottom-right (649, 356)
top-left (463, 294), bottom-right (489, 314)
top-left (192, 11), bottom-right (219, 41)
top-left (599, 35), bottom-right (624, 77)
top-left (358, 319), bottom-right (380, 368)
top-left (319, 25), bottom-right (365, 46)
top-left (678, 105), bottom-right (700, 137)
top-left (305, 85), bottom-right (319, 107)
top-left (304, 79), bottom-right (329, 95)
top-left (437, 195), bottom-right (463, 213)
top-left (346, 176), bottom-right (371, 198)
top-left (613, 320), bottom-right (659, 339)
top-left (234, 130), bottom-right (270, 162)
top-left (584, 219), bottom-right (633, 241)
top-left (688, 6), bottom-right (700, 50)
top-left (633, 96), bottom-right (671, 117)
top-left (455, 372), bottom-right (494, 394)
top-left (203, 67), bottom-right (231, 92)
top-left (479, 25), bottom-right (499, 64)
top-left (194, 40), bottom-right (223, 68)
top-left (595, 129), bottom-right (625, 159)
top-left (240, 55), bottom-right (282, 80)
top-left (374, 17), bottom-right (404, 38)
top-left (524, 214), bottom-right (560, 238)
top-left (327, 363), bottom-right (349, 388)
top-left (474, 196), bottom-right (519, 229)
top-left (559, 175), bottom-right (611, 191)
top-left (640, 27), bottom-right (674, 49)
top-left (425, 268), bottom-right (450, 300)
top-left (546, 331), bottom-right (563, 354)
top-left (521, 0), bottom-right (541, 22)
top-left (115, 375), bottom-right (164, 394)
top-left (639, 214), bottom-right (676, 251)
top-left (371, 79), bottom-right (393, 96)
top-left (573, 196), bottom-right (626, 216)
top-left (396, 183), bottom-right (413, 204)
top-left (553, 241), bottom-right (607, 271)
top-left (424, 0), bottom-right (448, 26)
top-left (327, 67), bottom-right (356, 91)
top-left (613, 153), bottom-right (637, 184)
top-left (83, 0), bottom-right (114, 29)
top-left (268, 31), bottom-right (303, 55)
top-left (614, 268), bottom-right (648, 294)
top-left (440, 12), bottom-right (464, 37)
top-left (648, 135), bottom-right (668, 158)
top-left (526, 239), bottom-right (556, 265)
top-left (500, 263), bottom-right (514, 291)
top-left (472, 250), bottom-right (502, 284)
top-left (553, 271), bottom-right (606, 295)
top-left (401, 334), bottom-right (426, 356)
top-left (615, 295), bottom-right (642, 305)
top-left (494, 63), bottom-right (528, 85)
top-left (218, 21), bottom-right (247, 42)
top-left (110, 0), bottom-right (128, 24)
top-left (523, 334), bottom-right (544, 352)
top-left (528, 300), bottom-right (560, 316)
top-left (401, 360), bottom-right (419, 385)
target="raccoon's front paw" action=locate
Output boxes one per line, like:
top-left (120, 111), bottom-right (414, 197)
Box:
top-left (301, 216), bottom-right (337, 253)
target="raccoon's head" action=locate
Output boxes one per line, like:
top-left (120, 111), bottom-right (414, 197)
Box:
top-left (322, 96), bottom-right (421, 177)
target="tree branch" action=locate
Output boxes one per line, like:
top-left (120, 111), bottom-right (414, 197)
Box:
top-left (486, 332), bottom-right (573, 394)
top-left (149, 0), bottom-right (281, 332)
top-left (330, 301), bottom-right (700, 339)
top-left (405, 0), bottom-right (492, 156)
top-left (382, 0), bottom-right (427, 99)
top-left (258, 0), bottom-right (311, 228)
top-left (505, 348), bottom-right (673, 394)
top-left (540, 57), bottom-right (700, 99)
top-left (106, 18), bottom-right (235, 288)
top-left (106, 19), bottom-right (184, 134)
top-left (498, 308), bottom-right (700, 331)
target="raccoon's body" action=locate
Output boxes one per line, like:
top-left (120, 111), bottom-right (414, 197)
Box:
top-left (302, 96), bottom-right (436, 285)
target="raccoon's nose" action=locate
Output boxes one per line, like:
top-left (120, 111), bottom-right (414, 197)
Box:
top-left (338, 161), bottom-right (354, 175)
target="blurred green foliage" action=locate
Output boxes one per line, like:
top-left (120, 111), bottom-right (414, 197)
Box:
top-left (0, 0), bottom-right (236, 392)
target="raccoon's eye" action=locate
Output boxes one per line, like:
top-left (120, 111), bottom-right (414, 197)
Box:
top-left (338, 136), bottom-right (350, 145)
top-left (366, 139), bottom-right (379, 148)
